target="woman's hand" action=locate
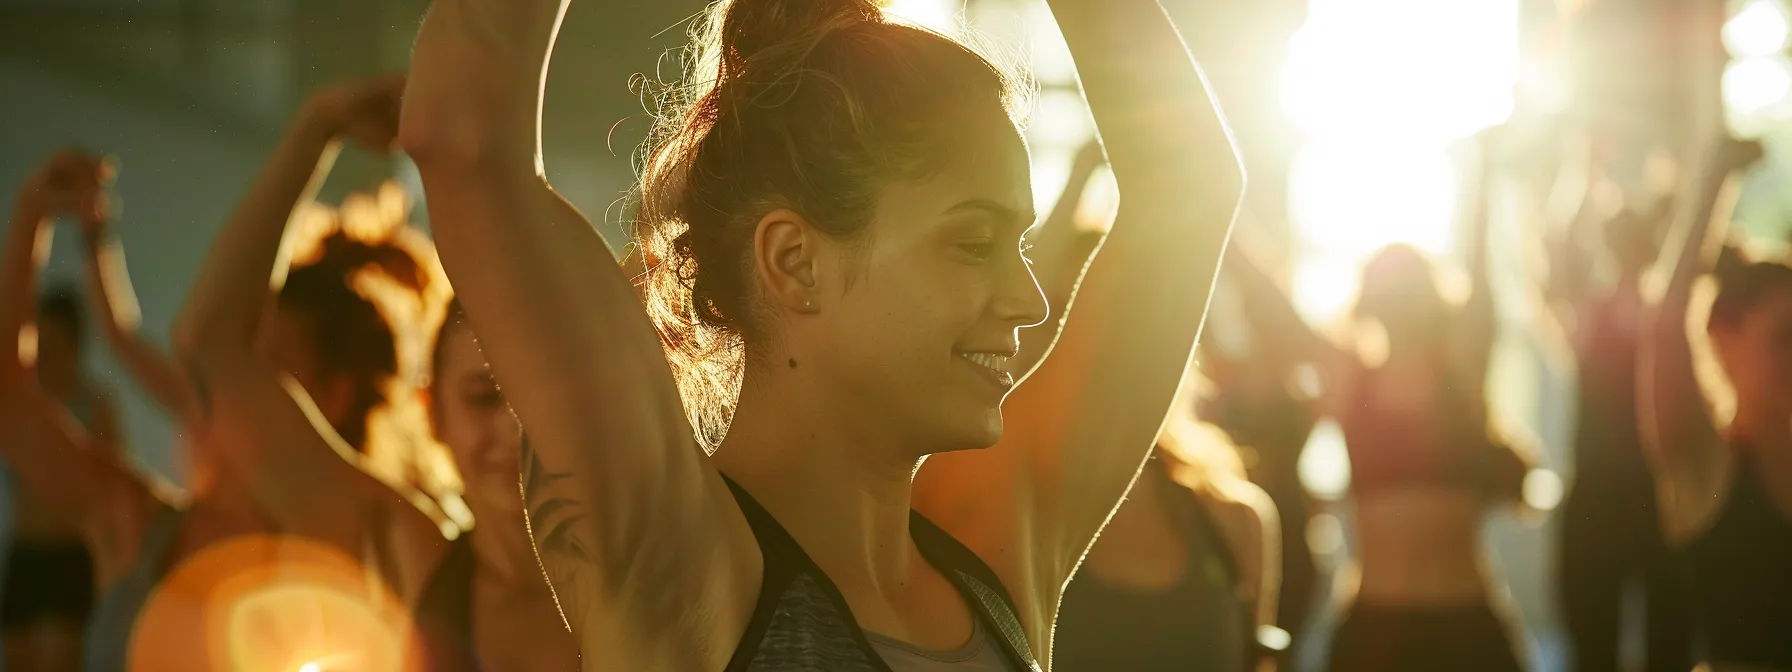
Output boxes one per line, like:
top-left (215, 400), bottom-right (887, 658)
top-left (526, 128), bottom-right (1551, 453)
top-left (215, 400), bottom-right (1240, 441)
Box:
top-left (301, 75), bottom-right (407, 155)
top-left (15, 151), bottom-right (112, 229)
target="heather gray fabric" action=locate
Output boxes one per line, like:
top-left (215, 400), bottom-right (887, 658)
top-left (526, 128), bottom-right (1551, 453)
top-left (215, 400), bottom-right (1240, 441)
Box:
top-left (868, 618), bottom-right (1014, 672)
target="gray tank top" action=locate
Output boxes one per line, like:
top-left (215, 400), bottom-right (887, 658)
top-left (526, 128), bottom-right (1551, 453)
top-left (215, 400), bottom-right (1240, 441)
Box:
top-left (83, 503), bottom-right (186, 672)
top-left (868, 619), bottom-right (1014, 671)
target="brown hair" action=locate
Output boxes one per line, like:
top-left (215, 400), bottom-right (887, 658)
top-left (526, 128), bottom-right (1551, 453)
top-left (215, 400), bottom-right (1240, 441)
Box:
top-left (633, 0), bottom-right (1031, 447)
top-left (278, 231), bottom-right (428, 450)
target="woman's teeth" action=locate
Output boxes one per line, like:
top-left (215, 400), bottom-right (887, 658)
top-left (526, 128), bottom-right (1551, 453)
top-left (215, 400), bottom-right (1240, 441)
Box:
top-left (960, 352), bottom-right (1010, 373)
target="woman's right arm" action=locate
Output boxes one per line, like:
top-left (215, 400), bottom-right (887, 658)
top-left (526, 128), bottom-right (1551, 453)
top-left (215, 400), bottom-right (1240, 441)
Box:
top-left (401, 0), bottom-right (757, 664)
top-left (1639, 139), bottom-right (1756, 507)
top-left (77, 218), bottom-right (197, 422)
top-left (1222, 243), bottom-right (1348, 407)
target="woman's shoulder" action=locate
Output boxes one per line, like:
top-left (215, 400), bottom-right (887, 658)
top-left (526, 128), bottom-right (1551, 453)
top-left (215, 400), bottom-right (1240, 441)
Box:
top-left (1192, 479), bottom-right (1276, 586)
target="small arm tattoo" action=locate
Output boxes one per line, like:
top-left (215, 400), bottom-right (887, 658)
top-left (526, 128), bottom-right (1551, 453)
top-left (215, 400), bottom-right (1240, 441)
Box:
top-left (521, 433), bottom-right (591, 562)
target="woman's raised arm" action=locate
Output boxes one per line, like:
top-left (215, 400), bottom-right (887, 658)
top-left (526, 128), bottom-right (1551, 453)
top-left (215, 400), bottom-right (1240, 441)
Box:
top-left (915, 0), bottom-right (1243, 633)
top-left (401, 0), bottom-right (757, 664)
top-left (1638, 139), bottom-right (1756, 511)
top-left (77, 217), bottom-right (195, 422)
top-left (169, 79), bottom-right (456, 592)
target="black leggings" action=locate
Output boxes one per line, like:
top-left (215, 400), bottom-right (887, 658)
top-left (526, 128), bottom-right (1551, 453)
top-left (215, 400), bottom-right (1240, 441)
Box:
top-left (1559, 485), bottom-right (1692, 672)
top-left (0, 541), bottom-right (95, 627)
top-left (1329, 602), bottom-right (1522, 672)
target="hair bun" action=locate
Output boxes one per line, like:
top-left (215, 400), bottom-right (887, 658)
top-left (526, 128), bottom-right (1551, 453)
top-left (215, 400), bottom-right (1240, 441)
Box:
top-left (715, 0), bottom-right (882, 71)
top-left (309, 230), bottom-right (430, 295)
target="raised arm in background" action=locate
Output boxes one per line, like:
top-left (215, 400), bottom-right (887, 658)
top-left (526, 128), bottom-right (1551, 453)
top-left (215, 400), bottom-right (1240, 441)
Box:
top-left (1639, 137), bottom-right (1759, 538)
top-left (913, 0), bottom-right (1244, 642)
top-left (1026, 139), bottom-right (1108, 301)
top-left (77, 216), bottom-right (196, 423)
top-left (1015, 139), bottom-right (1107, 373)
top-left (1450, 130), bottom-right (1501, 400)
top-left (402, 0), bottom-right (758, 665)
top-left (0, 152), bottom-right (154, 542)
top-left (169, 76), bottom-right (451, 584)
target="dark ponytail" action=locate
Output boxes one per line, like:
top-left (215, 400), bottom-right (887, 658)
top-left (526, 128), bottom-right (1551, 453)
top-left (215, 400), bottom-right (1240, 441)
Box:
top-left (635, 0), bottom-right (1030, 448)
top-left (277, 197), bottom-right (436, 452)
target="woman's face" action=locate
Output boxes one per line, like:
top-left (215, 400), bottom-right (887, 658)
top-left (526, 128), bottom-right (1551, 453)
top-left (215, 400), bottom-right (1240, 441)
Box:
top-left (1716, 286), bottom-right (1792, 416)
top-left (791, 118), bottom-right (1048, 453)
top-left (431, 322), bottom-right (522, 519)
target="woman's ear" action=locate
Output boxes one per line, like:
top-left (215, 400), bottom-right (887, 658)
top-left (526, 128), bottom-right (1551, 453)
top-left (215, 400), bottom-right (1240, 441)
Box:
top-left (753, 208), bottom-right (822, 315)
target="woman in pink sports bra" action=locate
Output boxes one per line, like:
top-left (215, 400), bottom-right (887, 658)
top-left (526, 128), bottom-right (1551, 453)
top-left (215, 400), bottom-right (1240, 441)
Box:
top-left (1224, 129), bottom-right (1534, 672)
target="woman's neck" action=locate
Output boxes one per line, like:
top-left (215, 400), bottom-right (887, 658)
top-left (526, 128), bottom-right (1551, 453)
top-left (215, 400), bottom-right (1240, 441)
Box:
top-left (715, 363), bottom-right (929, 602)
top-left (470, 509), bottom-right (548, 589)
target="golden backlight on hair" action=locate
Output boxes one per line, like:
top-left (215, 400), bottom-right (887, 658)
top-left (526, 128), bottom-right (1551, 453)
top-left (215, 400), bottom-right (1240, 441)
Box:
top-left (282, 183), bottom-right (469, 532)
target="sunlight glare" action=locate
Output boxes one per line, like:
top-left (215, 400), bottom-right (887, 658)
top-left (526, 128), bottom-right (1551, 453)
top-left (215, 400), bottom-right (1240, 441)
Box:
top-left (1298, 421), bottom-right (1352, 501)
top-left (1281, 0), bottom-right (1519, 140)
top-left (1724, 0), bottom-right (1791, 58)
top-left (1724, 56), bottom-right (1792, 118)
top-left (1523, 469), bottom-right (1563, 512)
top-left (1291, 255), bottom-right (1362, 324)
top-left (883, 0), bottom-right (960, 34)
top-left (1288, 141), bottom-right (1460, 257)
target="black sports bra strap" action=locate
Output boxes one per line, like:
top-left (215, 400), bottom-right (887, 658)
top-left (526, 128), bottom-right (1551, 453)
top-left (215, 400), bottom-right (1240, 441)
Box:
top-left (720, 475), bottom-right (808, 565)
top-left (910, 512), bottom-right (1043, 672)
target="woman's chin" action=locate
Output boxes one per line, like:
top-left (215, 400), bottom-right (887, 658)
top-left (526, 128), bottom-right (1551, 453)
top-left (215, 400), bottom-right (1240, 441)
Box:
top-left (932, 406), bottom-right (1005, 453)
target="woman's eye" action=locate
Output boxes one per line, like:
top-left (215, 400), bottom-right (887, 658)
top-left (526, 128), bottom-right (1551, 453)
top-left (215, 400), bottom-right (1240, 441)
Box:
top-left (958, 241), bottom-right (995, 261)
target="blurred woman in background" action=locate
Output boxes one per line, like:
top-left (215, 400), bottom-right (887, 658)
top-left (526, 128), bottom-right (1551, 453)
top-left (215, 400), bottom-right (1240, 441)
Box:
top-left (0, 180), bottom-right (123, 672)
top-left (1053, 402), bottom-right (1281, 671)
top-left (1226, 132), bottom-right (1534, 672)
top-left (411, 298), bottom-right (574, 671)
top-left (1536, 158), bottom-right (1692, 672)
top-left (1641, 137), bottom-right (1792, 672)
top-left (0, 75), bottom-right (462, 671)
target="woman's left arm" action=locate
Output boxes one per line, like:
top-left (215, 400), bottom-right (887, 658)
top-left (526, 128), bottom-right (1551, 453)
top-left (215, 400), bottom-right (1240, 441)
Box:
top-left (915, 0), bottom-right (1242, 639)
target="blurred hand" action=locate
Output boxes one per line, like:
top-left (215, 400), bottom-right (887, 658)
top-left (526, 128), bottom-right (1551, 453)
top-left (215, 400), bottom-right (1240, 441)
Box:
top-left (304, 75), bottom-right (407, 154)
top-left (1716, 137), bottom-right (1765, 174)
top-left (15, 150), bottom-right (113, 226)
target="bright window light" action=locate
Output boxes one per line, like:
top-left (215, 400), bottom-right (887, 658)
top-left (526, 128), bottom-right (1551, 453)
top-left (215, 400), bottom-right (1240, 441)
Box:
top-left (1288, 141), bottom-right (1461, 259)
top-left (1724, 0), bottom-right (1791, 58)
top-left (1280, 0), bottom-right (1518, 140)
top-left (1280, 0), bottom-right (1513, 328)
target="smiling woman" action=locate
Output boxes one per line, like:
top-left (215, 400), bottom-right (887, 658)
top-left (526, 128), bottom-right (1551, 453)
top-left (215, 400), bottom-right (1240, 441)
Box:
top-left (400, 0), bottom-right (1241, 667)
